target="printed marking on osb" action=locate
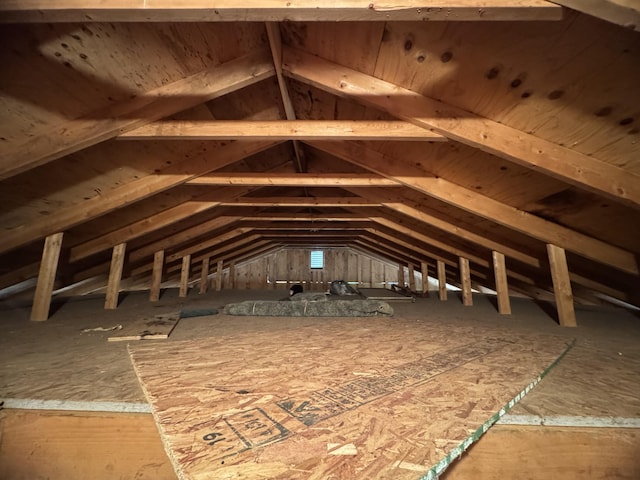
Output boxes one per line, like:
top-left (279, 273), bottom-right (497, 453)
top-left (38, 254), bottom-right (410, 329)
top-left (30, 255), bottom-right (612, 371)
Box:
top-left (278, 339), bottom-right (507, 426)
top-left (200, 407), bottom-right (290, 461)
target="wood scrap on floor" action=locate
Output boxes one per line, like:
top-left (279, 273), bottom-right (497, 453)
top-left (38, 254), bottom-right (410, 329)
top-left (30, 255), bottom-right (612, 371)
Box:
top-left (81, 324), bottom-right (122, 333)
top-left (128, 318), bottom-right (573, 480)
top-left (359, 287), bottom-right (416, 302)
top-left (108, 312), bottom-right (180, 342)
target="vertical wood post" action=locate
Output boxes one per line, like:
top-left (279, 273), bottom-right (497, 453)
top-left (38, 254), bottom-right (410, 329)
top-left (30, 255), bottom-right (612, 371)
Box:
top-left (199, 257), bottom-right (210, 294)
top-left (268, 256), bottom-right (276, 289)
top-left (104, 242), bottom-right (126, 310)
top-left (420, 261), bottom-right (429, 295)
top-left (547, 244), bottom-right (577, 327)
top-left (179, 254), bottom-right (191, 298)
top-left (369, 258), bottom-right (374, 288)
top-left (30, 232), bottom-right (64, 321)
top-left (492, 251), bottom-right (512, 315)
top-left (229, 260), bottom-right (236, 289)
top-left (398, 263), bottom-right (405, 287)
top-left (408, 263), bottom-right (416, 291)
top-left (459, 257), bottom-right (473, 306)
top-left (149, 250), bottom-right (164, 302)
top-left (285, 250), bottom-right (291, 289)
top-left (216, 260), bottom-right (224, 291)
top-left (437, 260), bottom-right (447, 301)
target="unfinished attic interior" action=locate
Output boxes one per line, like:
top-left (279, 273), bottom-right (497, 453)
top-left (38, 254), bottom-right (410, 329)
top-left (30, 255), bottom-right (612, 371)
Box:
top-left (1, 1), bottom-right (640, 479)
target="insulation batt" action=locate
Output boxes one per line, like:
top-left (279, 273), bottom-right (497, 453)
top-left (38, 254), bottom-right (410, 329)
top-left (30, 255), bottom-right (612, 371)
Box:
top-left (224, 299), bottom-right (393, 316)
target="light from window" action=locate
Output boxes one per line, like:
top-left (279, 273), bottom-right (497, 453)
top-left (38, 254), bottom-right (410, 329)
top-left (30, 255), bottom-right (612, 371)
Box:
top-left (310, 250), bottom-right (324, 269)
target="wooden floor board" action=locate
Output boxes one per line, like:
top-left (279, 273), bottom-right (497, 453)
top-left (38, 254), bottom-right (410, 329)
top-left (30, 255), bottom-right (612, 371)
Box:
top-left (108, 312), bottom-right (181, 342)
top-left (0, 409), bottom-right (176, 480)
top-left (443, 424), bottom-right (640, 480)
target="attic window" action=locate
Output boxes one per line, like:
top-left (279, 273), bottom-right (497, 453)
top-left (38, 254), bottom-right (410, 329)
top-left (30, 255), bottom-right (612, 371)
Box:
top-left (310, 250), bottom-right (324, 269)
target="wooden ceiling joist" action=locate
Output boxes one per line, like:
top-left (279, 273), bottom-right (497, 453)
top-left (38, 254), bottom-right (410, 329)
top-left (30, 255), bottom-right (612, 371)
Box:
top-left (284, 47), bottom-right (640, 210)
top-left (0, 49), bottom-right (276, 181)
top-left (118, 120), bottom-right (446, 142)
top-left (187, 173), bottom-right (401, 187)
top-left (0, 1), bottom-right (564, 23)
top-left (239, 213), bottom-right (366, 221)
top-left (245, 218), bottom-right (372, 231)
top-left (220, 197), bottom-right (380, 207)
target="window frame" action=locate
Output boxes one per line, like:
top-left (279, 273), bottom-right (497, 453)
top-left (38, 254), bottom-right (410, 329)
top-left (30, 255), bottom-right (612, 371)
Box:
top-left (310, 250), bottom-right (324, 269)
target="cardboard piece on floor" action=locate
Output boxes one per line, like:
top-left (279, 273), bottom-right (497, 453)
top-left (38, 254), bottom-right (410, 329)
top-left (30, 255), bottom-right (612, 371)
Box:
top-left (128, 318), bottom-right (572, 479)
top-left (108, 312), bottom-right (180, 342)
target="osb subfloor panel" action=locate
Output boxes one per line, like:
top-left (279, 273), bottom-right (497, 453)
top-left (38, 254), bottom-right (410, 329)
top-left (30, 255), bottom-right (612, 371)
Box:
top-left (509, 338), bottom-right (640, 419)
top-left (128, 319), bottom-right (571, 479)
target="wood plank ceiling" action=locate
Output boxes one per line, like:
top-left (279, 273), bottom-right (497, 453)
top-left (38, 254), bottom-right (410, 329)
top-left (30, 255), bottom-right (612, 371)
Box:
top-left (0, 1), bottom-right (639, 316)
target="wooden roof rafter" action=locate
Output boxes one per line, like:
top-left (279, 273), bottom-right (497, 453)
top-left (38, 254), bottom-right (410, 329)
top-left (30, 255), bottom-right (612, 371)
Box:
top-left (266, 21), bottom-right (307, 173)
top-left (0, 139), bottom-right (284, 255)
top-left (360, 207), bottom-right (636, 305)
top-left (128, 214), bottom-right (244, 264)
top-left (355, 240), bottom-right (423, 269)
top-left (355, 235), bottom-right (434, 268)
top-left (366, 224), bottom-right (485, 266)
top-left (310, 139), bottom-right (639, 275)
top-left (163, 227), bottom-right (261, 266)
top-left (0, 49), bottom-right (276, 181)
top-left (350, 194), bottom-right (542, 268)
top-left (349, 243), bottom-right (427, 273)
top-left (283, 46), bottom-right (640, 210)
top-left (191, 239), bottom-right (279, 273)
top-left (130, 235), bottom-right (275, 277)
